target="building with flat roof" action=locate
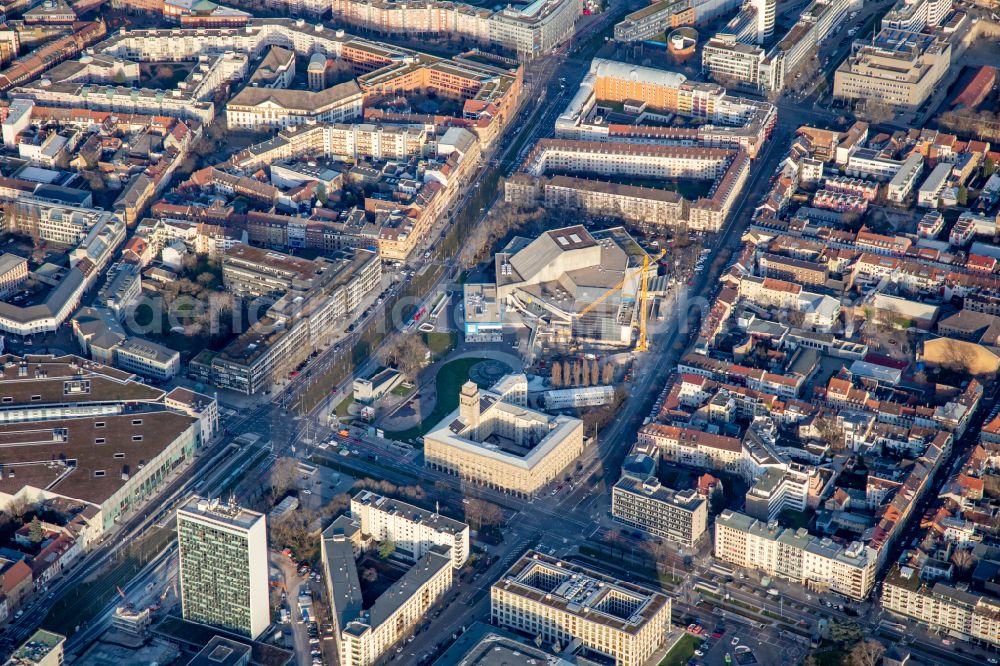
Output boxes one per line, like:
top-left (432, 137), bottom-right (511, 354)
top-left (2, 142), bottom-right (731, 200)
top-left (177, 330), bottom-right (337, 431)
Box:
top-left (491, 551), bottom-right (672, 666)
top-left (834, 29), bottom-right (951, 110)
top-left (882, 565), bottom-right (1000, 648)
top-left (0, 252), bottom-right (28, 299)
top-left (210, 248), bottom-right (381, 394)
top-left (463, 283), bottom-right (503, 342)
top-left (350, 491), bottom-right (470, 568)
top-left (612, 454), bottom-right (708, 547)
top-left (327, 0), bottom-right (579, 59)
top-left (715, 510), bottom-right (877, 600)
top-left (506, 140), bottom-right (750, 231)
top-left (4, 629), bottom-right (65, 666)
top-left (614, 0), bottom-right (695, 42)
top-left (432, 621), bottom-right (604, 665)
top-left (113, 337), bottom-right (181, 381)
top-left (704, 0), bottom-right (857, 92)
top-left (0, 354), bottom-right (202, 534)
top-left (321, 522), bottom-right (453, 666)
top-left (177, 498), bottom-right (270, 640)
top-left (424, 375), bottom-right (584, 497)
top-left (542, 385), bottom-right (616, 410)
top-left (555, 59), bottom-right (777, 159)
top-left (222, 244), bottom-right (329, 300)
top-left (184, 636), bottom-right (252, 666)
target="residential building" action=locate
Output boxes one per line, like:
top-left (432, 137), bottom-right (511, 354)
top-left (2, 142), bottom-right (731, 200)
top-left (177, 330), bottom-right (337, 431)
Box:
top-left (164, 387), bottom-right (219, 448)
top-left (222, 244), bottom-right (328, 301)
top-left (887, 152), bottom-right (924, 204)
top-left (715, 510), bottom-right (878, 600)
top-left (226, 80), bottom-right (364, 131)
top-left (882, 565), bottom-right (1000, 647)
top-left (210, 249), bottom-right (381, 394)
top-left (917, 162), bottom-right (953, 208)
top-left (506, 139), bottom-right (750, 230)
top-left (113, 337), bottom-right (181, 381)
top-left (177, 497), bottom-right (270, 639)
top-left (612, 454), bottom-right (708, 547)
top-left (322, 527), bottom-right (453, 666)
top-left (350, 491), bottom-right (470, 568)
top-left (0, 253), bottom-right (28, 299)
top-left (744, 467), bottom-right (810, 522)
top-left (327, 0), bottom-right (580, 59)
top-left (491, 551), bottom-right (672, 666)
top-left (637, 423), bottom-right (745, 474)
top-left (614, 0), bottom-right (696, 42)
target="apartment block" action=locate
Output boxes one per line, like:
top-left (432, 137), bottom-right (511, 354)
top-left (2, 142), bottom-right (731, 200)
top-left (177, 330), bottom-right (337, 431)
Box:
top-left (715, 510), bottom-right (877, 600)
top-left (637, 423), bottom-right (745, 474)
top-left (491, 552), bottom-right (672, 666)
top-left (882, 565), bottom-right (1000, 648)
top-left (222, 244), bottom-right (328, 300)
top-left (886, 152), bottom-right (925, 203)
top-left (322, 528), bottom-right (453, 666)
top-left (226, 80), bottom-right (364, 131)
top-left (112, 337), bottom-right (181, 381)
top-left (508, 138), bottom-right (750, 231)
top-left (210, 249), bottom-right (381, 394)
top-left (614, 0), bottom-right (695, 42)
top-left (350, 491), bottom-right (470, 568)
top-left (743, 467), bottom-right (810, 522)
top-left (612, 456), bottom-right (708, 547)
top-left (177, 497), bottom-right (270, 639)
top-left (327, 0), bottom-right (579, 59)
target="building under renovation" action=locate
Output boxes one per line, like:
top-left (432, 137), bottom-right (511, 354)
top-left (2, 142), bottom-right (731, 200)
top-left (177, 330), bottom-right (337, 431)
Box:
top-left (489, 225), bottom-right (652, 348)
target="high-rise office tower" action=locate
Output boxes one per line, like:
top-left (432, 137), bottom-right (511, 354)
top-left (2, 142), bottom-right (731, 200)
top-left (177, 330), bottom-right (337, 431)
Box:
top-left (176, 496), bottom-right (269, 639)
top-left (751, 0), bottom-right (775, 42)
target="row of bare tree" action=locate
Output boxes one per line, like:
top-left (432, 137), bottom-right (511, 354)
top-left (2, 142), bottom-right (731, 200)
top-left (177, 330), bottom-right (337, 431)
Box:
top-left (550, 359), bottom-right (614, 388)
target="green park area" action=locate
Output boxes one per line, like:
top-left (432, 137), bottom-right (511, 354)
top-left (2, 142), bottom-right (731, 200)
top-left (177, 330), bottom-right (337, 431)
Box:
top-left (658, 634), bottom-right (703, 666)
top-left (385, 357), bottom-right (487, 443)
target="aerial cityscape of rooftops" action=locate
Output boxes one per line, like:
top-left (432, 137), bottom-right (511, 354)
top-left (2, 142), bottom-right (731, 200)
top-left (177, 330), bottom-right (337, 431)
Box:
top-left (0, 0), bottom-right (1000, 661)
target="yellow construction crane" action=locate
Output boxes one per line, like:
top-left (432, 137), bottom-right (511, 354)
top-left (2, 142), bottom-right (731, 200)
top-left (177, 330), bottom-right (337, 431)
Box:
top-left (577, 276), bottom-right (627, 318)
top-left (576, 249), bottom-right (665, 351)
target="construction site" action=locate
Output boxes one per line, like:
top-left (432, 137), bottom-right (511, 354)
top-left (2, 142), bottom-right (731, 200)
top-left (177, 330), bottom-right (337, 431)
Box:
top-left (465, 225), bottom-right (665, 358)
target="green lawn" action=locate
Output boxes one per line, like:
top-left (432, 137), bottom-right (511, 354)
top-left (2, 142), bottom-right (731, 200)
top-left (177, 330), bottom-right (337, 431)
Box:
top-left (385, 357), bottom-right (486, 442)
top-left (335, 394), bottom-right (355, 418)
top-left (423, 331), bottom-right (456, 358)
top-left (659, 634), bottom-right (702, 666)
top-left (391, 383), bottom-right (415, 397)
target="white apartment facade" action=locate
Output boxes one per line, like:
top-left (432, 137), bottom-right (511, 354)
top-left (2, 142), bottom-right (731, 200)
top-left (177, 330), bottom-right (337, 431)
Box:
top-left (715, 510), bottom-right (877, 600)
top-left (882, 565), bottom-right (1000, 648)
top-left (349, 491), bottom-right (470, 568)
